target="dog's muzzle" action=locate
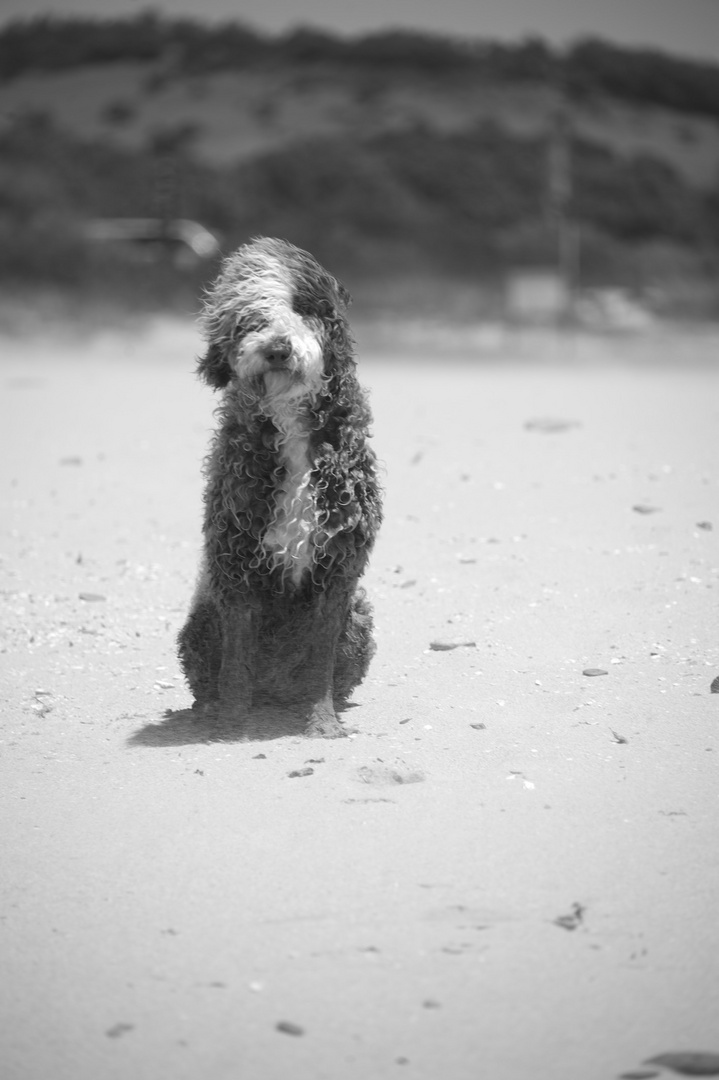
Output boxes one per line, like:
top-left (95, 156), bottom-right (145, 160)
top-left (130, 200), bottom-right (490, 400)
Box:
top-left (261, 336), bottom-right (293, 369)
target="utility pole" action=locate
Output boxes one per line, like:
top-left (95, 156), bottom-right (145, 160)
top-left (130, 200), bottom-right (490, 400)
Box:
top-left (152, 145), bottom-right (180, 263)
top-left (547, 61), bottom-right (578, 324)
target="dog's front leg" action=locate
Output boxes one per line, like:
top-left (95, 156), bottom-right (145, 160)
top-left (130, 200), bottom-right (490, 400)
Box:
top-left (217, 601), bottom-right (255, 736)
top-left (305, 593), bottom-right (350, 739)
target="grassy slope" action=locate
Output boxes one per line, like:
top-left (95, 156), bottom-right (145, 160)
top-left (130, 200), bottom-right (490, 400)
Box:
top-left (4, 59), bottom-right (719, 188)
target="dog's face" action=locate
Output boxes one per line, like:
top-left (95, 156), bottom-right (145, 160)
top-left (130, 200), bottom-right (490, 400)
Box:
top-left (199, 238), bottom-right (351, 401)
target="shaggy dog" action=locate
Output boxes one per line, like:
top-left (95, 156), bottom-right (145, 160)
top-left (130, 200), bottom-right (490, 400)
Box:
top-left (177, 237), bottom-right (382, 738)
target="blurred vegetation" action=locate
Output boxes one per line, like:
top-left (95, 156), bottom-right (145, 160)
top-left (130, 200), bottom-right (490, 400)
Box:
top-left (1, 15), bottom-right (719, 317)
top-left (3, 14), bottom-right (719, 119)
top-left (4, 15), bottom-right (716, 118)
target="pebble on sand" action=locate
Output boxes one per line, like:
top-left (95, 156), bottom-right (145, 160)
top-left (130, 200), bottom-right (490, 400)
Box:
top-left (105, 1022), bottom-right (134, 1039)
top-left (524, 418), bottom-right (581, 433)
top-left (276, 1021), bottom-right (305, 1036)
top-left (429, 640), bottom-right (477, 651)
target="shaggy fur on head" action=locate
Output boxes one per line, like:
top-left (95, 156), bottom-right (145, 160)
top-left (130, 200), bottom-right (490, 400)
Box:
top-left (177, 237), bottom-right (382, 738)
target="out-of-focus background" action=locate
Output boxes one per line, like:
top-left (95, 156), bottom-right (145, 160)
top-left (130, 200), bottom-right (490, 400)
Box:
top-left (3, 9), bottom-right (719, 1079)
top-left (1, 0), bottom-right (719, 333)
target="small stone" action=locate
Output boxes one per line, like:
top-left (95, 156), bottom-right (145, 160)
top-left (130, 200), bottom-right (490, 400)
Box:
top-left (429, 640), bottom-right (476, 651)
top-left (470, 722), bottom-right (486, 730)
top-left (276, 1020), bottom-right (304, 1037)
top-left (710, 677), bottom-right (719, 694)
top-left (632, 504), bottom-right (661, 514)
top-left (106, 1022), bottom-right (134, 1039)
top-left (583, 668), bottom-right (608, 677)
top-left (524, 417), bottom-right (580, 433)
top-left (287, 767), bottom-right (314, 778)
top-left (79, 592), bottom-right (106, 602)
top-left (553, 902), bottom-right (585, 930)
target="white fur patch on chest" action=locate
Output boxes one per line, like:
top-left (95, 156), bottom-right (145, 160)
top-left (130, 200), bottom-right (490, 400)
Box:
top-left (261, 424), bottom-right (318, 585)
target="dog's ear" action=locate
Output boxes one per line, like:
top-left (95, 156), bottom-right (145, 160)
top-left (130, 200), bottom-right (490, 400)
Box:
top-left (197, 342), bottom-right (232, 389)
top-left (337, 281), bottom-right (352, 310)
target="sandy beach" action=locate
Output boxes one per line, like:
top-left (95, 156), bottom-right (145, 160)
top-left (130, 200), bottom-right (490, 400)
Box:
top-left (1, 319), bottom-right (718, 1080)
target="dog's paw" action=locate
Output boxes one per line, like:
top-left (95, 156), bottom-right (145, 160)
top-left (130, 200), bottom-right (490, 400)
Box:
top-left (191, 699), bottom-right (217, 721)
top-left (215, 705), bottom-right (255, 740)
top-left (306, 712), bottom-right (347, 739)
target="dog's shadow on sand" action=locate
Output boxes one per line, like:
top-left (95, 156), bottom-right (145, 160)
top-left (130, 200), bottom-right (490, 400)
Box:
top-left (128, 703), bottom-right (360, 747)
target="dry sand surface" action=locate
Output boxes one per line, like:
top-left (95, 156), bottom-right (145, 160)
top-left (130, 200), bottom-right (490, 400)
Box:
top-left (1, 319), bottom-right (718, 1080)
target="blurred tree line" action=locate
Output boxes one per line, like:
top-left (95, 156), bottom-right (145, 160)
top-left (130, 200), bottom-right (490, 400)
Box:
top-left (1, 16), bottom-right (719, 313)
top-left (1, 113), bottom-right (716, 285)
top-left (3, 14), bottom-right (719, 120)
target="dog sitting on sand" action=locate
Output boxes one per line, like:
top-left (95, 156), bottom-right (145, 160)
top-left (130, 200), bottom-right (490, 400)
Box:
top-left (177, 237), bottom-right (382, 738)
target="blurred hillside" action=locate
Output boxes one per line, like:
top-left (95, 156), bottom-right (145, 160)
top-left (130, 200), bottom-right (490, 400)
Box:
top-left (2, 14), bottom-right (719, 319)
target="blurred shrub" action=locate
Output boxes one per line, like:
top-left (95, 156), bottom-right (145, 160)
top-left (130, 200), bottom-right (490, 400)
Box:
top-left (3, 15), bottom-right (719, 122)
top-left (572, 142), bottom-right (708, 243)
top-left (100, 100), bottom-right (136, 126)
top-left (565, 38), bottom-right (719, 119)
top-left (1, 110), bottom-right (718, 314)
top-left (230, 123), bottom-right (718, 277)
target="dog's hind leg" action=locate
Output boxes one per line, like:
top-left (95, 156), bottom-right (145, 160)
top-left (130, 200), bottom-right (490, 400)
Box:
top-left (177, 597), bottom-right (222, 712)
top-left (333, 587), bottom-right (376, 707)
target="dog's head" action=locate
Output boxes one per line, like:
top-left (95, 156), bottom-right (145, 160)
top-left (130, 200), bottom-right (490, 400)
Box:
top-left (198, 237), bottom-right (352, 402)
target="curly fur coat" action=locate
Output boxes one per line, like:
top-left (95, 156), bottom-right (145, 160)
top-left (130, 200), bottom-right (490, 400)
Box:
top-left (177, 238), bottom-right (382, 738)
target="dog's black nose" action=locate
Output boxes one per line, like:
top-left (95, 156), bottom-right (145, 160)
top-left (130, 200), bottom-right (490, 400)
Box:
top-left (263, 337), bottom-right (292, 365)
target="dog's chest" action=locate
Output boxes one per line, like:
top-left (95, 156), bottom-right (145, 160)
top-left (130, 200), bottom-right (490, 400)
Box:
top-left (261, 428), bottom-right (318, 585)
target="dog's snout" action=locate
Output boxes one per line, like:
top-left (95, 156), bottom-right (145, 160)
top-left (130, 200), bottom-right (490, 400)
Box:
top-left (262, 337), bottom-right (293, 366)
